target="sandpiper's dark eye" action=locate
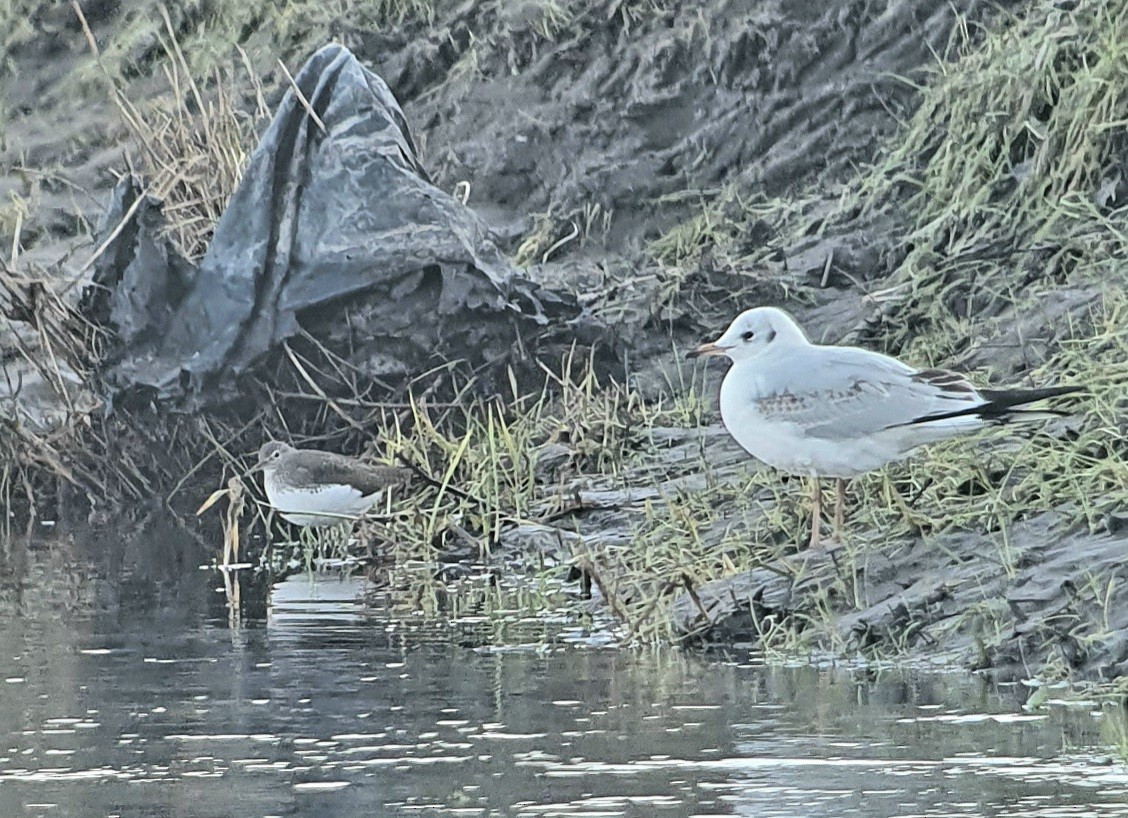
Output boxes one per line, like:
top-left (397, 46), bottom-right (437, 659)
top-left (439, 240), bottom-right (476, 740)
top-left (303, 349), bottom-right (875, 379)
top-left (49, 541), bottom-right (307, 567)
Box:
top-left (741, 330), bottom-right (755, 341)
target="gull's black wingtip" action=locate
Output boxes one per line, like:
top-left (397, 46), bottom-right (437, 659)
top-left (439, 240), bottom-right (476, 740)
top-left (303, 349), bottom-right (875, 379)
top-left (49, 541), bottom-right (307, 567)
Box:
top-left (899, 383), bottom-right (1085, 428)
top-left (979, 383), bottom-right (1086, 411)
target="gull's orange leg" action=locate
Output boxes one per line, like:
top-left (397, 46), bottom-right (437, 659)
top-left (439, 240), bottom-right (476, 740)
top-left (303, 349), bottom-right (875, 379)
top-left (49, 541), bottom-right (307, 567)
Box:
top-left (833, 478), bottom-right (846, 542)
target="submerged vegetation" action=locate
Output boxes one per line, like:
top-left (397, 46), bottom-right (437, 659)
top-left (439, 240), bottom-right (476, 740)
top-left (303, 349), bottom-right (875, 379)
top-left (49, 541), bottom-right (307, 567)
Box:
top-left (1, 0), bottom-right (1126, 685)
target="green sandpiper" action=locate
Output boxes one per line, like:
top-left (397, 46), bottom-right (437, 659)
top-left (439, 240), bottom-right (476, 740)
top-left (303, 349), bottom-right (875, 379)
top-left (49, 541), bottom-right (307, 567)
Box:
top-left (252, 441), bottom-right (412, 527)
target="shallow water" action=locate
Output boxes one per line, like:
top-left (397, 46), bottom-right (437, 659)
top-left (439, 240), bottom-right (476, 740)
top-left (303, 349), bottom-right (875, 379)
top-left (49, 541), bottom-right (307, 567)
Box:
top-left (3, 535), bottom-right (1128, 818)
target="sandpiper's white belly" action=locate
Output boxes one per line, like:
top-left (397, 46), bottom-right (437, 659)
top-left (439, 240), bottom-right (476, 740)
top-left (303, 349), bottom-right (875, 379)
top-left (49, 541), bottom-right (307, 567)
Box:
top-left (264, 473), bottom-right (381, 527)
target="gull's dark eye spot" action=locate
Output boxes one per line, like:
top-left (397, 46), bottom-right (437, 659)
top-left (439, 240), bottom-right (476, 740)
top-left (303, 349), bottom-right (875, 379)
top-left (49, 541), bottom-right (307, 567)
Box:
top-left (741, 330), bottom-right (755, 341)
top-left (766, 329), bottom-right (777, 342)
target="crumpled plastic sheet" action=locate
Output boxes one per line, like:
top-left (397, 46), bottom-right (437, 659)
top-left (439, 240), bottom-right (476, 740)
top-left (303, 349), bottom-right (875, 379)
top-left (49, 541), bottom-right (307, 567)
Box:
top-left (83, 44), bottom-right (580, 412)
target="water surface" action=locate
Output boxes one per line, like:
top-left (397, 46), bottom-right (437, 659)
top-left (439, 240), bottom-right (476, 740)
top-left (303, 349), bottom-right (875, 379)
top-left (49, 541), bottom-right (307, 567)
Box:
top-left (2, 532), bottom-right (1127, 817)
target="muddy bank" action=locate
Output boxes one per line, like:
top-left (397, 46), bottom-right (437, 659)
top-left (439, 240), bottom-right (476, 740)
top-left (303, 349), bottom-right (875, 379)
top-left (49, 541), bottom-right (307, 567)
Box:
top-left (487, 401), bottom-right (1126, 684)
top-left (4, 0), bottom-right (1004, 505)
top-left (665, 494), bottom-right (1128, 684)
top-left (362, 0), bottom-right (1013, 255)
top-left (2, 0), bottom-right (1011, 347)
top-left (2, 0), bottom-right (1126, 685)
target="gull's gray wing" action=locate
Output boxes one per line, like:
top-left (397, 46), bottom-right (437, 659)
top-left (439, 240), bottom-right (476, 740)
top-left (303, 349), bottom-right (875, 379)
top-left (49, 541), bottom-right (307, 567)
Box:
top-left (746, 345), bottom-right (985, 440)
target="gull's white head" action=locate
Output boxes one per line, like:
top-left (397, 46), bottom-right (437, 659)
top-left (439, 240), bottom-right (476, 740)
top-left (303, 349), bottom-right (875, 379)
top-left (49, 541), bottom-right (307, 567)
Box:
top-left (686, 307), bottom-right (809, 363)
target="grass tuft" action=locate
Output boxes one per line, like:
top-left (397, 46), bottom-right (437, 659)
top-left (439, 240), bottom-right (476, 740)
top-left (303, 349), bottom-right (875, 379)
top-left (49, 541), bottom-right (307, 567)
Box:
top-left (74, 5), bottom-right (270, 260)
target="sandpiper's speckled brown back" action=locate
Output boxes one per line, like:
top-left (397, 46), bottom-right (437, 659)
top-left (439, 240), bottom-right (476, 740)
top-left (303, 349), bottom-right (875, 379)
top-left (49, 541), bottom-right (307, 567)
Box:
top-left (257, 442), bottom-right (412, 495)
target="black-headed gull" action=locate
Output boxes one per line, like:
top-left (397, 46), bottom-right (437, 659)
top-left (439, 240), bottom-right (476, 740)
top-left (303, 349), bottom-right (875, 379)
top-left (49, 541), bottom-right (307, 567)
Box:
top-left (687, 307), bottom-right (1081, 549)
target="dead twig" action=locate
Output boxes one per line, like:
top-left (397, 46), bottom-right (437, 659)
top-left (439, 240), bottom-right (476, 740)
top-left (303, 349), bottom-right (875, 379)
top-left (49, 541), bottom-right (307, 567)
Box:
top-left (277, 58), bottom-right (326, 134)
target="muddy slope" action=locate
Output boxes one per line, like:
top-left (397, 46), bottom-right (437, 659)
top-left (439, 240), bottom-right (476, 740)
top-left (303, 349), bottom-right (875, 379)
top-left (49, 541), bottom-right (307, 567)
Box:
top-left (0, 0), bottom-right (1005, 474)
top-left (2, 0), bottom-right (1005, 274)
top-left (0, 0), bottom-right (1000, 420)
top-left (363, 0), bottom-right (1009, 254)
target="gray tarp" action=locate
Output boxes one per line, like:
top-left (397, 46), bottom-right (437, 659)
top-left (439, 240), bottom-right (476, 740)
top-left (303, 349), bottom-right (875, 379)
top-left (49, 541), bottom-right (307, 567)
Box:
top-left (83, 44), bottom-right (578, 411)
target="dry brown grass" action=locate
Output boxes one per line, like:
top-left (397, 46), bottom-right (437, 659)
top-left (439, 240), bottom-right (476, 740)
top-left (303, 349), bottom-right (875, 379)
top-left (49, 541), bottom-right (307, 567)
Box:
top-left (1, 6), bottom-right (270, 520)
top-left (75, 4), bottom-right (269, 259)
top-left (0, 253), bottom-right (104, 516)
